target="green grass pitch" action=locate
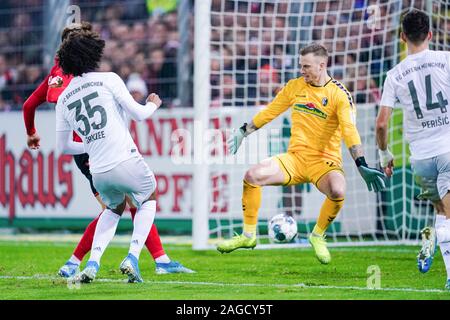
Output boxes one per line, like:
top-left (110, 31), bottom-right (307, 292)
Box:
top-left (0, 240), bottom-right (449, 300)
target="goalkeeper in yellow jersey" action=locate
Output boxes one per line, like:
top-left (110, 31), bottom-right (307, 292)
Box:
top-left (217, 43), bottom-right (387, 264)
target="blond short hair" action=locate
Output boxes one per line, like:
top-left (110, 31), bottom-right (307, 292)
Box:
top-left (299, 43), bottom-right (329, 58)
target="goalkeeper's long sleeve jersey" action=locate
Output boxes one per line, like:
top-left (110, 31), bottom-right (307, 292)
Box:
top-left (252, 76), bottom-right (361, 160)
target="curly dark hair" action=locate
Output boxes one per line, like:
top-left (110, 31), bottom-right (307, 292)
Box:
top-left (61, 21), bottom-right (93, 42)
top-left (402, 9), bottom-right (430, 44)
top-left (57, 29), bottom-right (105, 76)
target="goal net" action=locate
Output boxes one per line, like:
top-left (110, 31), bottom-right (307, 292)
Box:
top-left (192, 0), bottom-right (446, 249)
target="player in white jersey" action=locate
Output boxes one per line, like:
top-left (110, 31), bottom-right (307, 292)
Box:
top-left (376, 9), bottom-right (450, 290)
top-left (55, 28), bottom-right (161, 283)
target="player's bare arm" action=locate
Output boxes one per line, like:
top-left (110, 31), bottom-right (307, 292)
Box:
top-left (376, 106), bottom-right (394, 177)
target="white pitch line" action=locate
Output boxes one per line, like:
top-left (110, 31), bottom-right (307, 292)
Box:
top-left (331, 247), bottom-right (418, 253)
top-left (0, 275), bottom-right (446, 294)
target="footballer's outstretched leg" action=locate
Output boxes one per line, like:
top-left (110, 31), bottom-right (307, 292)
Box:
top-left (310, 171), bottom-right (345, 265)
top-left (120, 197), bottom-right (158, 283)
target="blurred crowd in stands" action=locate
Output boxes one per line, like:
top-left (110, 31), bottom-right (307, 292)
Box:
top-left (0, 0), bottom-right (447, 111)
top-left (0, 0), bottom-right (182, 111)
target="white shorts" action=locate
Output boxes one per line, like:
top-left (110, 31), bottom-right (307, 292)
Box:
top-left (92, 156), bottom-right (156, 209)
top-left (410, 151), bottom-right (450, 201)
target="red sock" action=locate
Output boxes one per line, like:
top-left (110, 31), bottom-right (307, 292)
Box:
top-left (130, 207), bottom-right (165, 260)
top-left (72, 212), bottom-right (102, 261)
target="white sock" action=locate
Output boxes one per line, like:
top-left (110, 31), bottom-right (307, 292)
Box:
top-left (436, 215), bottom-right (450, 280)
top-left (436, 218), bottom-right (450, 243)
top-left (68, 255), bottom-right (81, 265)
top-left (155, 254), bottom-right (171, 264)
top-left (129, 200), bottom-right (156, 260)
top-left (438, 241), bottom-right (450, 280)
top-left (435, 214), bottom-right (446, 229)
top-left (88, 209), bottom-right (121, 265)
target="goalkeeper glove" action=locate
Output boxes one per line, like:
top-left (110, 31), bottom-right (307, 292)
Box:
top-left (227, 123), bottom-right (249, 155)
top-left (356, 157), bottom-right (387, 192)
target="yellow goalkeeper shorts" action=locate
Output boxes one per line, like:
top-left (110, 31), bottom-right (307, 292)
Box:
top-left (273, 151), bottom-right (344, 187)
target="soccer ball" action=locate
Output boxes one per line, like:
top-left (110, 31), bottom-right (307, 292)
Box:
top-left (268, 213), bottom-right (298, 243)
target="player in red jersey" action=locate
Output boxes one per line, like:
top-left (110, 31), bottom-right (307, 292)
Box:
top-left (23, 22), bottom-right (194, 276)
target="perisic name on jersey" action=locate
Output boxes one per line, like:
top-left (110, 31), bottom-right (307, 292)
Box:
top-left (422, 115), bottom-right (449, 129)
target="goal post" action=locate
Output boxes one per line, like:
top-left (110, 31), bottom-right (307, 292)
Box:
top-left (193, 0), bottom-right (211, 250)
top-left (192, 0), bottom-right (443, 249)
